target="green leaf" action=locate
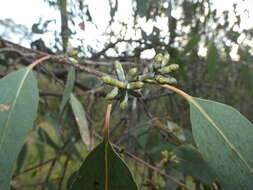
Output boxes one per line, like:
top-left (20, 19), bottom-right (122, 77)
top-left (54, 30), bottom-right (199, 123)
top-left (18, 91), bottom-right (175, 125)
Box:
top-left (70, 94), bottom-right (91, 149)
top-left (207, 42), bottom-right (219, 80)
top-left (240, 64), bottom-right (253, 90)
top-left (132, 125), bottom-right (151, 148)
top-left (167, 1), bottom-right (176, 40)
top-left (132, 126), bottom-right (176, 160)
top-left (67, 171), bottom-right (78, 190)
top-left (35, 141), bottom-right (45, 163)
top-left (70, 141), bottom-right (138, 190)
top-left (15, 143), bottom-right (28, 174)
top-left (136, 0), bottom-right (147, 17)
top-left (59, 67), bottom-right (75, 115)
top-left (114, 61), bottom-right (125, 82)
top-left (166, 145), bottom-right (216, 184)
top-left (183, 34), bottom-right (200, 55)
top-left (43, 114), bottom-right (63, 141)
top-left (0, 68), bottom-right (38, 190)
top-left (190, 97), bottom-right (253, 189)
top-left (37, 127), bottom-right (59, 151)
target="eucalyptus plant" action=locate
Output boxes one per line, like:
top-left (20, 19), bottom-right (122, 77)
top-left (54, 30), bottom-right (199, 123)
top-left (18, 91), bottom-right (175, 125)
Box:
top-left (0, 53), bottom-right (253, 190)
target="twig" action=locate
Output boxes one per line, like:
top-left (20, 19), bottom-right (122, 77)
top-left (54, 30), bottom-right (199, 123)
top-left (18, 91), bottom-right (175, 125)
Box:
top-left (13, 157), bottom-right (57, 178)
top-left (104, 103), bottom-right (112, 190)
top-left (0, 38), bottom-right (110, 77)
top-left (41, 158), bottom-right (57, 190)
top-left (139, 98), bottom-right (153, 119)
top-left (57, 155), bottom-right (70, 190)
top-left (29, 55), bottom-right (52, 69)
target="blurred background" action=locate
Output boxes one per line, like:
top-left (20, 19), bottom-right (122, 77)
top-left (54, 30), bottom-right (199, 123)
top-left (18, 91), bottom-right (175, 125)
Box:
top-left (0, 0), bottom-right (253, 189)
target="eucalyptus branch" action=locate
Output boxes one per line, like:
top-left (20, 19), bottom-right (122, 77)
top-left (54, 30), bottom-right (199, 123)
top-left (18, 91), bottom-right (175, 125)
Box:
top-left (57, 155), bottom-right (70, 190)
top-left (41, 157), bottom-right (57, 190)
top-left (13, 157), bottom-right (57, 178)
top-left (103, 102), bottom-right (112, 190)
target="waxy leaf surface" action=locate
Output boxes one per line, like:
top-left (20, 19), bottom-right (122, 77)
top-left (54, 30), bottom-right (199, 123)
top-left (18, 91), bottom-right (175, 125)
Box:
top-left (0, 68), bottom-right (38, 190)
top-left (70, 141), bottom-right (138, 190)
top-left (70, 94), bottom-right (91, 149)
top-left (190, 97), bottom-right (253, 190)
top-left (59, 67), bottom-right (75, 114)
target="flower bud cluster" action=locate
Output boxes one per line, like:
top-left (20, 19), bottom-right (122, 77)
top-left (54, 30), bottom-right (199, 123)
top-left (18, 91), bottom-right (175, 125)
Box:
top-left (101, 53), bottom-right (179, 109)
top-left (152, 53), bottom-right (179, 84)
top-left (101, 61), bottom-right (144, 109)
top-left (161, 150), bottom-right (180, 164)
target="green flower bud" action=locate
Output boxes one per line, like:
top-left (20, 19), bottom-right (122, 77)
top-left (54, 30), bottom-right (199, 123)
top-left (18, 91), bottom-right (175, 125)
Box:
top-left (154, 53), bottom-right (163, 70)
top-left (154, 53), bottom-right (163, 63)
top-left (101, 76), bottom-right (126, 88)
top-left (161, 150), bottom-right (169, 164)
top-left (128, 81), bottom-right (144, 89)
top-left (127, 67), bottom-right (138, 81)
top-left (68, 57), bottom-right (78, 64)
top-left (161, 54), bottom-right (170, 67)
top-left (158, 64), bottom-right (179, 74)
top-left (113, 61), bottom-right (125, 81)
top-left (129, 67), bottom-right (138, 76)
top-left (164, 53), bottom-right (170, 61)
top-left (168, 152), bottom-right (179, 163)
top-left (105, 87), bottom-right (119, 100)
top-left (161, 150), bottom-right (169, 158)
top-left (120, 92), bottom-right (128, 109)
top-left (155, 75), bottom-right (177, 84)
top-left (138, 73), bottom-right (155, 81)
top-left (67, 50), bottom-right (79, 57)
top-left (169, 64), bottom-right (179, 71)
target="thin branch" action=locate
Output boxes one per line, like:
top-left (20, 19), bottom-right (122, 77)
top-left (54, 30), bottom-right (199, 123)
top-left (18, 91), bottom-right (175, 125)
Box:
top-left (29, 55), bottom-right (52, 69)
top-left (13, 157), bottom-right (57, 178)
top-left (58, 0), bottom-right (69, 52)
top-left (57, 155), bottom-right (70, 190)
top-left (41, 157), bottom-right (57, 190)
top-left (39, 87), bottom-right (105, 97)
top-left (0, 38), bottom-right (109, 77)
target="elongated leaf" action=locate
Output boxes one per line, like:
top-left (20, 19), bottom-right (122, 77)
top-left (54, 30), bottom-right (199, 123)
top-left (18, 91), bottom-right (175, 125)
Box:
top-left (43, 114), bottom-right (63, 141)
top-left (240, 64), bottom-right (253, 90)
top-left (70, 141), bottom-right (138, 190)
top-left (15, 143), bottom-right (28, 174)
top-left (35, 141), bottom-right (45, 163)
top-left (190, 97), bottom-right (253, 189)
top-left (0, 68), bottom-right (38, 190)
top-left (207, 42), bottom-right (219, 80)
top-left (67, 171), bottom-right (78, 190)
top-left (136, 0), bottom-right (147, 17)
top-left (38, 127), bottom-right (59, 151)
top-left (183, 34), bottom-right (200, 55)
top-left (70, 94), bottom-right (91, 148)
top-left (166, 145), bottom-right (216, 184)
top-left (59, 67), bottom-right (75, 114)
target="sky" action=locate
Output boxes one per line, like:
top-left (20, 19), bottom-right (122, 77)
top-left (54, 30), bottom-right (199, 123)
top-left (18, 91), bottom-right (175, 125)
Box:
top-left (0, 0), bottom-right (252, 29)
top-left (0, 0), bottom-right (252, 58)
